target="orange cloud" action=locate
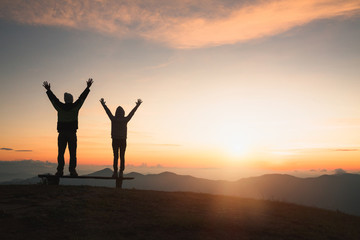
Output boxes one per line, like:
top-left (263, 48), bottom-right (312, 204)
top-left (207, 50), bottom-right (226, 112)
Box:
top-left (0, 0), bottom-right (359, 48)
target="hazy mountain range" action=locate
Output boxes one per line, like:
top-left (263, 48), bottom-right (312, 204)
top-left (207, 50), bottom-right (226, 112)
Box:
top-left (1, 160), bottom-right (360, 216)
top-left (0, 160), bottom-right (56, 182)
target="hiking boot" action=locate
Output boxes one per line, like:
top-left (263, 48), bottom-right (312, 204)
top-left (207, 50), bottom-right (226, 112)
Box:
top-left (55, 170), bottom-right (63, 177)
top-left (112, 171), bottom-right (118, 178)
top-left (119, 171), bottom-right (123, 179)
top-left (70, 170), bottom-right (78, 177)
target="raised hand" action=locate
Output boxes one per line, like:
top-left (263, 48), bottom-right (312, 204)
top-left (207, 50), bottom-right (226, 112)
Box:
top-left (87, 78), bottom-right (93, 88)
top-left (100, 98), bottom-right (106, 105)
top-left (43, 81), bottom-right (51, 91)
top-left (136, 99), bottom-right (143, 106)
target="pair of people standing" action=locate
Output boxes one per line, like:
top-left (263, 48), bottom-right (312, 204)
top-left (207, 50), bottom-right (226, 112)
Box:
top-left (43, 79), bottom-right (142, 178)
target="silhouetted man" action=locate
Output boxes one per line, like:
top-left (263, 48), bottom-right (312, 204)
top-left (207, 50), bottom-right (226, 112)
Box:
top-left (43, 79), bottom-right (93, 176)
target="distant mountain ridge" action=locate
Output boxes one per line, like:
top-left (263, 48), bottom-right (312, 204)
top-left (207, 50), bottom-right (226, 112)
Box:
top-left (85, 170), bottom-right (360, 216)
top-left (1, 161), bottom-right (360, 216)
top-left (73, 168), bottom-right (360, 216)
top-left (0, 160), bottom-right (56, 182)
top-left (86, 168), bottom-right (112, 177)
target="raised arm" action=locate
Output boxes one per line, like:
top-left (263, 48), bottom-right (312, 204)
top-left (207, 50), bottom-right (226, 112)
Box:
top-left (100, 98), bottom-right (114, 120)
top-left (78, 78), bottom-right (93, 101)
top-left (43, 81), bottom-right (61, 111)
top-left (73, 78), bottom-right (93, 109)
top-left (126, 99), bottom-right (142, 121)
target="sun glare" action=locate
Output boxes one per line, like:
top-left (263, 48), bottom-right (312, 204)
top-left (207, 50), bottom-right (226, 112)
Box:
top-left (227, 143), bottom-right (248, 156)
top-left (221, 135), bottom-right (250, 157)
top-left (213, 122), bottom-right (254, 158)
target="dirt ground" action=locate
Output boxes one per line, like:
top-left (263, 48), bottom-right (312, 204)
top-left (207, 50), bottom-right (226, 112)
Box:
top-left (1, 185), bottom-right (360, 240)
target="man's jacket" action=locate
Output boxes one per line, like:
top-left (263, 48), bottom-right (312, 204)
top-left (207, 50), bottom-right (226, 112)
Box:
top-left (46, 88), bottom-right (90, 132)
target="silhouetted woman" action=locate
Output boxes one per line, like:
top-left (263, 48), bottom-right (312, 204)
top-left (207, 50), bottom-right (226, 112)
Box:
top-left (100, 98), bottom-right (142, 178)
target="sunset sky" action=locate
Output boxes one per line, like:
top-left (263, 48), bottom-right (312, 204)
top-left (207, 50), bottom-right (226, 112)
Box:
top-left (1, 0), bottom-right (360, 178)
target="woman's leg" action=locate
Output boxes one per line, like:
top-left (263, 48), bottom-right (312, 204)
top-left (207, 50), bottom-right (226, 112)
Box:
top-left (112, 139), bottom-right (120, 173)
top-left (119, 139), bottom-right (127, 174)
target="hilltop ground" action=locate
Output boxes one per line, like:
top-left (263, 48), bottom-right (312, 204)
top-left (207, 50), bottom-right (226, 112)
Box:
top-left (1, 185), bottom-right (360, 240)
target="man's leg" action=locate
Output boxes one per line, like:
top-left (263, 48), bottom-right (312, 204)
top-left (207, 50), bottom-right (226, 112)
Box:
top-left (68, 132), bottom-right (77, 176)
top-left (57, 132), bottom-right (67, 175)
top-left (119, 139), bottom-right (127, 177)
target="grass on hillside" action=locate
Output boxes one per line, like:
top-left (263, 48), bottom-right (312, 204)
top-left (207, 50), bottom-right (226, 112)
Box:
top-left (1, 185), bottom-right (360, 240)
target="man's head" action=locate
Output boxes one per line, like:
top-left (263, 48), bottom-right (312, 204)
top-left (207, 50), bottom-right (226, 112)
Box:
top-left (64, 92), bottom-right (73, 103)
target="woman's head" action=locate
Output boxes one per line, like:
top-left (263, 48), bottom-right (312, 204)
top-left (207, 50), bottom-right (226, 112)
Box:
top-left (115, 106), bottom-right (125, 117)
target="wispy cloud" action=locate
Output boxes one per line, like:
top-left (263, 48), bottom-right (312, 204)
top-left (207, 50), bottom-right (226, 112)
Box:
top-left (334, 148), bottom-right (359, 151)
top-left (0, 148), bottom-right (13, 151)
top-left (0, 147), bottom-right (32, 152)
top-left (270, 146), bottom-right (360, 155)
top-left (0, 0), bottom-right (359, 48)
top-left (334, 168), bottom-right (347, 174)
top-left (310, 168), bottom-right (328, 172)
